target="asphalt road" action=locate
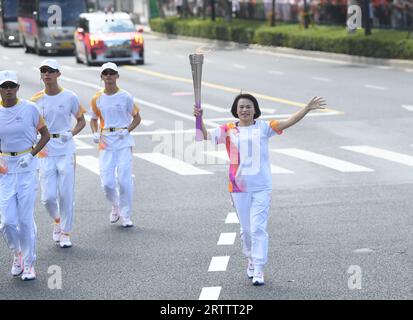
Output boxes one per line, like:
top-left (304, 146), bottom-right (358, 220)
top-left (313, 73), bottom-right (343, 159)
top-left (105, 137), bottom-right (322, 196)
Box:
top-left (1, 33), bottom-right (413, 300)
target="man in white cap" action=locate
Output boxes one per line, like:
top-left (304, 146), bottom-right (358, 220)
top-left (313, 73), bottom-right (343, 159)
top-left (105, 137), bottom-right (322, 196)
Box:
top-left (90, 62), bottom-right (141, 227)
top-left (0, 70), bottom-right (50, 281)
top-left (31, 59), bottom-right (86, 248)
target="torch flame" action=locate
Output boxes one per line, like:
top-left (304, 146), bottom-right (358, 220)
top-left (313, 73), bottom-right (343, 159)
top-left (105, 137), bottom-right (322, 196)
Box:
top-left (195, 46), bottom-right (212, 55)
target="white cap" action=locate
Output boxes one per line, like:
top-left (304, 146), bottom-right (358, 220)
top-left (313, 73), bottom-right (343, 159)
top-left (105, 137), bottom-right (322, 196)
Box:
top-left (39, 59), bottom-right (60, 70)
top-left (100, 62), bottom-right (118, 73)
top-left (0, 70), bottom-right (19, 85)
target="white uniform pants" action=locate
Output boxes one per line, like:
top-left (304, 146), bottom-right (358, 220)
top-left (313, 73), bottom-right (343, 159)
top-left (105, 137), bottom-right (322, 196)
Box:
top-left (231, 190), bottom-right (272, 269)
top-left (0, 171), bottom-right (38, 266)
top-left (39, 153), bottom-right (76, 234)
top-left (99, 147), bottom-right (133, 219)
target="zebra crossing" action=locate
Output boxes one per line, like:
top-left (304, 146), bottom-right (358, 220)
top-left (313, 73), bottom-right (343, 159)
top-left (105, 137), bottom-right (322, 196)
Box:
top-left (74, 138), bottom-right (413, 177)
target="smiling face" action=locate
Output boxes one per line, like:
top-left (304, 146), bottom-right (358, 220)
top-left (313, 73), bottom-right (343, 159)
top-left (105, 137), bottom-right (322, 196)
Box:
top-left (236, 98), bottom-right (255, 123)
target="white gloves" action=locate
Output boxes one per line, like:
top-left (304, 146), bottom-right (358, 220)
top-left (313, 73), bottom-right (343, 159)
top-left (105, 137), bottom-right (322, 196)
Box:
top-left (60, 131), bottom-right (73, 143)
top-left (17, 153), bottom-right (34, 168)
top-left (92, 132), bottom-right (100, 144)
top-left (118, 129), bottom-right (129, 140)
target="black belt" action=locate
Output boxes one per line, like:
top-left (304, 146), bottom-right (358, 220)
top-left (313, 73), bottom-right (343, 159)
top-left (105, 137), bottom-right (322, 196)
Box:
top-left (0, 147), bottom-right (34, 157)
top-left (51, 133), bottom-right (60, 138)
top-left (102, 127), bottom-right (127, 132)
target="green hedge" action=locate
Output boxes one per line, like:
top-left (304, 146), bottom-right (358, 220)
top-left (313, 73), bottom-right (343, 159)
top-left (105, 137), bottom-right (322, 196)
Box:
top-left (149, 18), bottom-right (413, 60)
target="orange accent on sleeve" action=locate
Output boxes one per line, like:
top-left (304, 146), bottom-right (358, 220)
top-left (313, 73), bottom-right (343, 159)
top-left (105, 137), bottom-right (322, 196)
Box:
top-left (269, 120), bottom-right (283, 134)
top-left (226, 122), bottom-right (236, 130)
top-left (37, 116), bottom-right (46, 131)
top-left (76, 105), bottom-right (87, 119)
top-left (91, 92), bottom-right (105, 129)
top-left (30, 91), bottom-right (45, 103)
top-left (132, 103), bottom-right (140, 116)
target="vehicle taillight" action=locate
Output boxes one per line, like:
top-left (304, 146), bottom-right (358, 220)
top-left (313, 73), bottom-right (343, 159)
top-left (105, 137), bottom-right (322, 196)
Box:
top-left (90, 37), bottom-right (103, 48)
top-left (132, 35), bottom-right (143, 46)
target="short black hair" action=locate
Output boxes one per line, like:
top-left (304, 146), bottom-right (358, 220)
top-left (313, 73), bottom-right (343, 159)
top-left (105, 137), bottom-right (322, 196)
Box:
top-left (231, 93), bottom-right (261, 119)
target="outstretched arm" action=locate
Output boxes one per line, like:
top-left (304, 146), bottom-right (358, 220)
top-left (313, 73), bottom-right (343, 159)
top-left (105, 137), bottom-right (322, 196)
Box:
top-left (276, 96), bottom-right (326, 131)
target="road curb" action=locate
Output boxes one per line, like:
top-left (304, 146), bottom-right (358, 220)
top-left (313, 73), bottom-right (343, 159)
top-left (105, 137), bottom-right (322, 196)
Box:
top-left (148, 31), bottom-right (413, 69)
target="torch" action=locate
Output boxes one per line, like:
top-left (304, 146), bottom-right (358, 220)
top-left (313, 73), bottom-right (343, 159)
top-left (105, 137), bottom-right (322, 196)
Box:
top-left (189, 52), bottom-right (204, 141)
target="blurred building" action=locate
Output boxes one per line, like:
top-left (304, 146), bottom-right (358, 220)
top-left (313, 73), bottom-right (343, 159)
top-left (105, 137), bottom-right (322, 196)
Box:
top-left (87, 0), bottom-right (150, 24)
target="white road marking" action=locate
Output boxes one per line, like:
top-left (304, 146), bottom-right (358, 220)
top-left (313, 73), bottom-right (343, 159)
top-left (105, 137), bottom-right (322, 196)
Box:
top-left (204, 150), bottom-right (293, 174)
top-left (140, 119), bottom-right (155, 126)
top-left (353, 248), bottom-right (374, 253)
top-left (312, 76), bottom-right (330, 82)
top-left (233, 64), bottom-right (246, 69)
top-left (74, 137), bottom-right (93, 150)
top-left (202, 103), bottom-right (228, 113)
top-left (199, 287), bottom-right (221, 300)
top-left (217, 233), bottom-right (237, 246)
top-left (272, 148), bottom-right (374, 172)
top-left (341, 146), bottom-right (413, 167)
top-left (134, 153), bottom-right (213, 175)
top-left (401, 105), bottom-right (413, 111)
top-left (2, 56), bottom-right (9, 60)
top-left (364, 84), bottom-right (388, 91)
top-left (404, 68), bottom-right (413, 73)
top-left (208, 256), bottom-right (230, 272)
top-left (225, 212), bottom-right (239, 224)
top-left (76, 156), bottom-right (100, 175)
top-left (152, 50), bottom-right (161, 55)
top-left (16, 61), bottom-right (24, 65)
top-left (376, 66), bottom-right (393, 70)
top-left (268, 70), bottom-right (285, 75)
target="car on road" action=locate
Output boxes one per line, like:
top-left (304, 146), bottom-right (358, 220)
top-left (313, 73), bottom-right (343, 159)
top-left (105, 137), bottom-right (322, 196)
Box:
top-left (74, 11), bottom-right (144, 66)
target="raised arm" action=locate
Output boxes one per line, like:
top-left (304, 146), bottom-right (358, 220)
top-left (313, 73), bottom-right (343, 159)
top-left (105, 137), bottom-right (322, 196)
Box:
top-left (276, 96), bottom-right (326, 131)
top-left (193, 106), bottom-right (211, 140)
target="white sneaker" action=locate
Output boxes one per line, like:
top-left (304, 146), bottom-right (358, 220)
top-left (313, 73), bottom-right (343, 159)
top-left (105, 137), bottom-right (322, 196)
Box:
top-left (252, 271), bottom-right (265, 286)
top-left (121, 217), bottom-right (133, 228)
top-left (21, 264), bottom-right (36, 281)
top-left (59, 234), bottom-right (72, 248)
top-left (110, 206), bottom-right (120, 223)
top-left (53, 223), bottom-right (61, 242)
top-left (247, 259), bottom-right (254, 279)
top-left (11, 253), bottom-right (23, 277)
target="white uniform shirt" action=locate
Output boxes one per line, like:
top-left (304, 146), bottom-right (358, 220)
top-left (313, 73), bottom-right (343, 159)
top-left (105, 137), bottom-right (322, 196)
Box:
top-left (31, 88), bottom-right (85, 156)
top-left (0, 99), bottom-right (45, 173)
top-left (211, 120), bottom-right (282, 193)
top-left (90, 88), bottom-right (139, 151)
